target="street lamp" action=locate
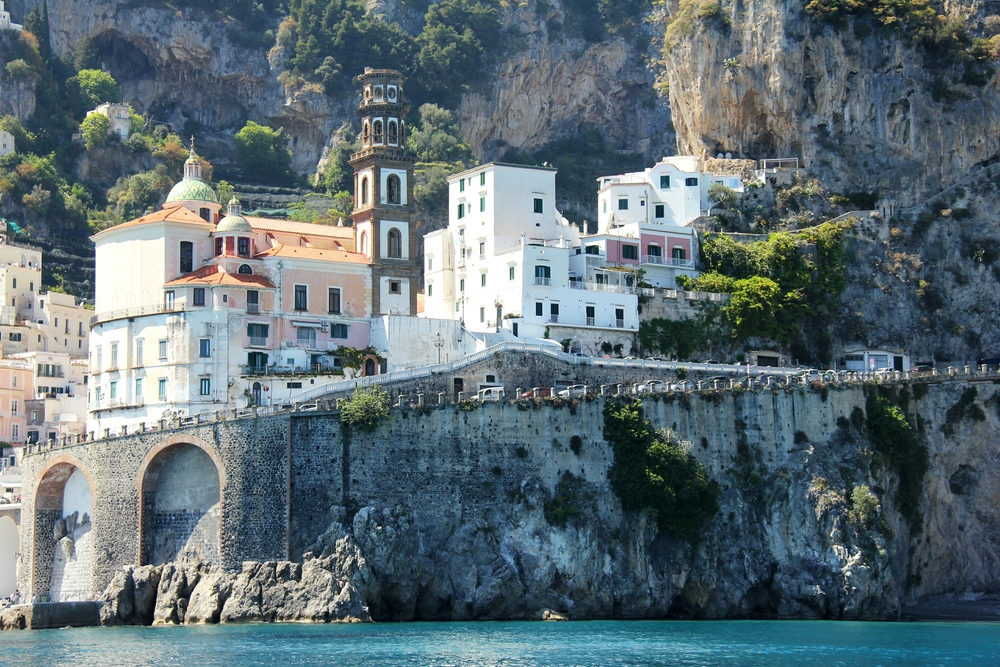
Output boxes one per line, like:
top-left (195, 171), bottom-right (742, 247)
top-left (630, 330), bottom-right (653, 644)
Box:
top-left (434, 332), bottom-right (444, 364)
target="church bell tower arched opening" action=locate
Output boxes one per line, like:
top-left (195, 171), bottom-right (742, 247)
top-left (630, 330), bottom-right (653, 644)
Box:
top-left (350, 68), bottom-right (418, 316)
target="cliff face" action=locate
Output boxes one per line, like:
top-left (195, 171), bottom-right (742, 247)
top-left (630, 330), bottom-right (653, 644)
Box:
top-left (96, 384), bottom-right (971, 624)
top-left (663, 1), bottom-right (1000, 204)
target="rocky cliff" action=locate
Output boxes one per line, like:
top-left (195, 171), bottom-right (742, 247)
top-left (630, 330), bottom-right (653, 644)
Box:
top-left (94, 381), bottom-right (1000, 625)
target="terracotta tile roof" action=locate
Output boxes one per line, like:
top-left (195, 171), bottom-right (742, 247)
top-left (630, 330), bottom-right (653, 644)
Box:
top-left (163, 265), bottom-right (275, 288)
top-left (246, 216), bottom-right (355, 239)
top-left (91, 204), bottom-right (214, 239)
top-left (255, 243), bottom-right (369, 264)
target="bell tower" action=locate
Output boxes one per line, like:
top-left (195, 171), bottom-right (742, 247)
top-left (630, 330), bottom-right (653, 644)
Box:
top-left (350, 68), bottom-right (418, 316)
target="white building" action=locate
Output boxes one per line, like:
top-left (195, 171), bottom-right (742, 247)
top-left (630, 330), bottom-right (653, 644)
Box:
top-left (423, 163), bottom-right (639, 350)
top-left (87, 103), bottom-right (132, 139)
top-left (0, 1), bottom-right (22, 31)
top-left (586, 156), bottom-right (745, 288)
top-left (0, 130), bottom-right (13, 157)
top-left (20, 351), bottom-right (87, 444)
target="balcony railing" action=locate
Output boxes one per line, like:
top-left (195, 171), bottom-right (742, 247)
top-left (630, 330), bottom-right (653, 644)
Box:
top-left (616, 318), bottom-right (625, 328)
top-left (242, 365), bottom-right (271, 376)
top-left (248, 336), bottom-right (268, 347)
top-left (534, 277), bottom-right (552, 286)
top-left (642, 255), bottom-right (695, 268)
top-left (246, 303), bottom-right (260, 315)
top-left (549, 315), bottom-right (559, 323)
top-left (91, 303), bottom-right (186, 326)
top-left (586, 317), bottom-right (595, 326)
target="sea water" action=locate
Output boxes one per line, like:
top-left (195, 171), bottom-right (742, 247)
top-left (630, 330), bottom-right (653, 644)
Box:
top-left (0, 620), bottom-right (997, 667)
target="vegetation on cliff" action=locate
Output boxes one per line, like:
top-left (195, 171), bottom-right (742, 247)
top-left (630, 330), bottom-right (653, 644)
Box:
top-left (865, 392), bottom-right (927, 525)
top-left (603, 400), bottom-right (719, 542)
top-left (340, 385), bottom-right (392, 432)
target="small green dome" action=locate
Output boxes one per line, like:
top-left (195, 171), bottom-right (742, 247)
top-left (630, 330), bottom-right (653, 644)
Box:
top-left (165, 178), bottom-right (219, 204)
top-left (216, 213), bottom-right (252, 233)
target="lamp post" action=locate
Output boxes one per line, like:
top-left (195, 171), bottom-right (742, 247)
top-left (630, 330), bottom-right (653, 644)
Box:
top-left (434, 332), bottom-right (444, 364)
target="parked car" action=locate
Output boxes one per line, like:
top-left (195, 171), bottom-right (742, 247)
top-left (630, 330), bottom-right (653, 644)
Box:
top-left (708, 375), bottom-right (731, 387)
top-left (476, 387), bottom-right (505, 401)
top-left (670, 380), bottom-right (695, 392)
top-left (557, 384), bottom-right (587, 398)
top-left (795, 369), bottom-right (822, 382)
top-left (637, 380), bottom-right (666, 394)
top-left (912, 363), bottom-right (935, 373)
top-left (520, 387), bottom-right (552, 398)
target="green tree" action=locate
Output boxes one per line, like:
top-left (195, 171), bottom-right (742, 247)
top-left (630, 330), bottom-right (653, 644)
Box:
top-left (722, 276), bottom-right (784, 342)
top-left (407, 103), bottom-right (472, 163)
top-left (234, 120), bottom-right (292, 181)
top-left (216, 180), bottom-right (236, 207)
top-left (80, 113), bottom-right (110, 150)
top-left (323, 128), bottom-right (358, 195)
top-left (76, 69), bottom-right (120, 107)
top-left (0, 116), bottom-right (33, 153)
top-left (5, 59), bottom-right (36, 81)
top-left (708, 182), bottom-right (738, 210)
top-left (340, 385), bottom-right (392, 432)
top-left (74, 35), bottom-right (100, 71)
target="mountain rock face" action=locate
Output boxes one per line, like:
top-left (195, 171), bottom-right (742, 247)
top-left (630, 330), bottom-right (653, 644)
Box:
top-left (663, 1), bottom-right (1000, 204)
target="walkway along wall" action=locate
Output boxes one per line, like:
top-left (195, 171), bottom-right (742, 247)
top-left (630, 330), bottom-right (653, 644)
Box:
top-left (15, 378), bottom-right (1000, 618)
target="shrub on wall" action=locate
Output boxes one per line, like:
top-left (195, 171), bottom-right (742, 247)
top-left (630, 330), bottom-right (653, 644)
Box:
top-left (603, 400), bottom-right (720, 542)
top-left (340, 385), bottom-right (391, 432)
top-left (865, 393), bottom-right (927, 525)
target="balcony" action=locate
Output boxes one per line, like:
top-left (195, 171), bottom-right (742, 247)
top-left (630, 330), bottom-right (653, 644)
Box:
top-left (616, 318), bottom-right (625, 328)
top-left (571, 282), bottom-right (632, 294)
top-left (91, 303), bottom-right (186, 326)
top-left (534, 277), bottom-right (552, 286)
top-left (642, 255), bottom-right (695, 268)
top-left (242, 365), bottom-right (271, 376)
top-left (246, 303), bottom-right (260, 315)
top-left (586, 317), bottom-right (595, 326)
top-left (248, 336), bottom-right (268, 348)
top-left (549, 315), bottom-right (559, 323)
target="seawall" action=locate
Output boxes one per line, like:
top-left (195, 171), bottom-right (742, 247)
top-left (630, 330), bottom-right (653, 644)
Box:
top-left (13, 374), bottom-right (1000, 622)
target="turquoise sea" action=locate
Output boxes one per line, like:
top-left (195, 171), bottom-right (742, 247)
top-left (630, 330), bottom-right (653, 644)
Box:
top-left (0, 620), bottom-right (997, 666)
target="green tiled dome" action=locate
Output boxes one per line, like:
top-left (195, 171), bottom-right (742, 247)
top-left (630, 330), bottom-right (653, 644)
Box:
top-left (165, 177), bottom-right (219, 204)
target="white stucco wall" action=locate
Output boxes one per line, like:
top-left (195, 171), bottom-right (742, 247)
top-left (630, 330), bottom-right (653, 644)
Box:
top-left (0, 515), bottom-right (18, 597)
top-left (62, 468), bottom-right (92, 520)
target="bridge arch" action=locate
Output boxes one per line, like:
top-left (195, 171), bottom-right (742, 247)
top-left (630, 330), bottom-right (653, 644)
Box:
top-left (32, 455), bottom-right (96, 601)
top-left (137, 435), bottom-right (225, 566)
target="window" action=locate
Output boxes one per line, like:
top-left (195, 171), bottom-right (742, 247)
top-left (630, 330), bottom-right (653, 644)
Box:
top-left (136, 339), bottom-right (143, 361)
top-left (387, 174), bottom-right (400, 204)
top-left (216, 238), bottom-right (223, 256)
top-left (685, 177), bottom-right (699, 186)
top-left (460, 278), bottom-right (465, 292)
top-left (294, 285), bottom-right (308, 311)
top-left (158, 378), bottom-right (167, 399)
top-left (373, 120), bottom-right (383, 140)
top-left (297, 327), bottom-right (317, 348)
top-left (96, 346), bottom-right (103, 368)
top-left (135, 378), bottom-right (143, 397)
top-left (328, 288), bottom-right (341, 314)
top-left (238, 238), bottom-right (250, 257)
top-left (655, 204), bottom-right (665, 218)
top-left (457, 203), bottom-right (465, 219)
top-left (672, 247), bottom-right (687, 261)
top-left (238, 264), bottom-right (252, 275)
top-left (455, 302), bottom-right (460, 312)
top-left (180, 241), bottom-right (193, 273)
top-left (389, 281), bottom-right (401, 294)
top-left (616, 308), bottom-right (625, 327)
top-left (164, 290), bottom-right (175, 310)
top-left (647, 245), bottom-right (661, 257)
top-left (480, 273), bottom-right (487, 287)
top-left (247, 323), bottom-right (269, 341)
top-left (427, 257), bottom-right (433, 271)
top-left (110, 342), bottom-right (118, 367)
top-left (29, 281), bottom-right (33, 291)
top-left (200, 339), bottom-right (211, 357)
top-left (360, 232), bottom-right (368, 255)
top-left (586, 305), bottom-right (595, 325)
top-left (331, 323), bottom-right (349, 339)
top-left (618, 198), bottom-right (629, 210)
top-left (622, 245), bottom-right (638, 260)
top-left (480, 172), bottom-right (486, 186)
top-left (479, 307), bottom-right (485, 322)
top-left (602, 200), bottom-right (607, 213)
top-left (534, 265), bottom-right (551, 285)
top-left (509, 266), bottom-right (515, 280)
top-left (550, 303), bottom-right (559, 321)
top-left (65, 320), bottom-right (69, 334)
top-left (660, 175), bottom-right (670, 188)
top-left (480, 196), bottom-right (486, 212)
top-left (193, 288), bottom-right (206, 306)
top-left (79, 322), bottom-right (83, 335)
top-left (388, 120), bottom-right (398, 144)
top-left (533, 198), bottom-right (543, 214)
top-left (31, 410), bottom-right (37, 421)
top-left (361, 176), bottom-right (369, 205)
top-left (158, 339), bottom-right (167, 360)
top-left (427, 284), bottom-right (433, 297)
top-left (460, 179), bottom-right (465, 192)
top-left (586, 245), bottom-right (600, 255)
top-left (109, 382), bottom-right (117, 400)
top-left (11, 278), bottom-right (15, 288)
top-left (479, 241), bottom-right (485, 257)
top-left (387, 228), bottom-right (402, 258)
top-left (8, 333), bottom-right (19, 342)
top-left (11, 425), bottom-right (17, 441)
top-left (535, 302), bottom-right (543, 316)
top-left (200, 378), bottom-right (211, 396)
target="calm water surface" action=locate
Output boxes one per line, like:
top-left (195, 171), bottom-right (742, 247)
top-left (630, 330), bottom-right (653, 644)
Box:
top-left (0, 620), bottom-right (996, 667)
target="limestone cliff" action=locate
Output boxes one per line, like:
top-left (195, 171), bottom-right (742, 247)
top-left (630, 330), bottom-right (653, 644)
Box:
top-left (662, 0), bottom-right (1000, 204)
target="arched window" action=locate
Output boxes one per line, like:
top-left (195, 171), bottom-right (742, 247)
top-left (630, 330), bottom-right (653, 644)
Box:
top-left (360, 231), bottom-right (368, 255)
top-left (373, 120), bottom-right (383, 143)
top-left (360, 177), bottom-right (369, 205)
top-left (238, 264), bottom-right (253, 275)
top-left (386, 175), bottom-right (400, 204)
top-left (388, 120), bottom-right (398, 145)
top-left (362, 122), bottom-right (370, 144)
top-left (387, 228), bottom-right (402, 259)
top-left (215, 238), bottom-right (223, 256)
